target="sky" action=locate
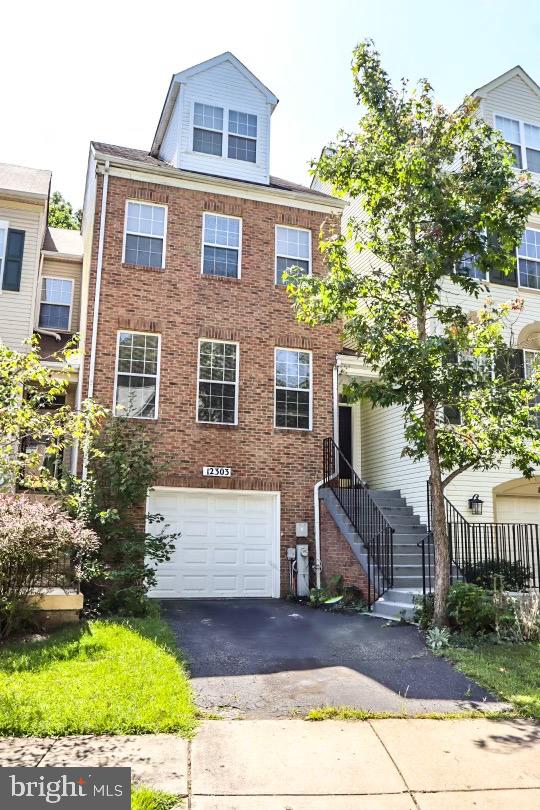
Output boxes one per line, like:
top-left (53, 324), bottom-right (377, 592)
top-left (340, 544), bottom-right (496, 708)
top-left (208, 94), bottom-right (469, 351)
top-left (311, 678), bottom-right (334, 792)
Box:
top-left (1, 0), bottom-right (540, 208)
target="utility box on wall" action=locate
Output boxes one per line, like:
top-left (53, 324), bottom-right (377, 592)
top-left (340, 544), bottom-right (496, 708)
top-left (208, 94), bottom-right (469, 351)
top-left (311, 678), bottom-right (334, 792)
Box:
top-left (296, 544), bottom-right (310, 597)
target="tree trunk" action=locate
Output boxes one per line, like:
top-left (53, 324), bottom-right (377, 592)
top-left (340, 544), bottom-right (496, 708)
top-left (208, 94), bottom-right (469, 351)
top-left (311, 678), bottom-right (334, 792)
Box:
top-left (423, 400), bottom-right (450, 626)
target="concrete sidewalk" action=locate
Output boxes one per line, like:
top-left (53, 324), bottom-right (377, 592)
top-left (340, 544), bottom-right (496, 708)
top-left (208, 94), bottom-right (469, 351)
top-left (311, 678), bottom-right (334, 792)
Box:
top-left (1, 718), bottom-right (540, 808)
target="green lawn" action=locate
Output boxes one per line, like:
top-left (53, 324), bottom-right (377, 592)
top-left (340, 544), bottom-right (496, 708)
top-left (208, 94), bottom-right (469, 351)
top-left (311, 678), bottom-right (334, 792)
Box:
top-left (0, 616), bottom-right (197, 737)
top-left (444, 640), bottom-right (540, 719)
top-left (131, 785), bottom-right (180, 810)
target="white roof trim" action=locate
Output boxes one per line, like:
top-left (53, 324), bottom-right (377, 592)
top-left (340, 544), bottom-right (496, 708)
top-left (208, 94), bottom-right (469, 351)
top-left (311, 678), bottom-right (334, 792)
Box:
top-left (472, 65), bottom-right (540, 101)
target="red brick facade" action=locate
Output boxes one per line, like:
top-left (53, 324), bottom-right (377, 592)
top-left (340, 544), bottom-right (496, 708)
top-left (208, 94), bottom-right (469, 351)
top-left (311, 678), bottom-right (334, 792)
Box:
top-left (319, 501), bottom-right (369, 597)
top-left (82, 172), bottom-right (342, 594)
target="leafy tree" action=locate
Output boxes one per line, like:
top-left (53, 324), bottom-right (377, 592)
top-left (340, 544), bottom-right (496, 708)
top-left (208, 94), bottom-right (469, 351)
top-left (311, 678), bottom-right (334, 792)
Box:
top-left (48, 191), bottom-right (82, 230)
top-left (288, 41), bottom-right (540, 625)
top-left (0, 338), bottom-right (105, 490)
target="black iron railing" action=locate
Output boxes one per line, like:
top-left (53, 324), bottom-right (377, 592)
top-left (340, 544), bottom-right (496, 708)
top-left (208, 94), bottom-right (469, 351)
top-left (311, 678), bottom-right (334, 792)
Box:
top-left (323, 437), bottom-right (394, 607)
top-left (2, 553), bottom-right (79, 592)
top-left (421, 482), bottom-right (540, 594)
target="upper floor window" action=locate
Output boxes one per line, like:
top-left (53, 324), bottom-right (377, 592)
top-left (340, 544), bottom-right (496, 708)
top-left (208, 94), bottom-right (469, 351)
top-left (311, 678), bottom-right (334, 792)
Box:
top-left (275, 348), bottom-right (312, 430)
top-left (197, 339), bottom-right (238, 424)
top-left (228, 111), bottom-right (257, 163)
top-left (114, 331), bottom-right (160, 419)
top-left (39, 277), bottom-right (73, 331)
top-left (193, 103), bottom-right (224, 156)
top-left (275, 226), bottom-right (311, 285)
top-left (495, 114), bottom-right (540, 172)
top-left (123, 201), bottom-right (166, 269)
top-left (517, 228), bottom-right (540, 290)
top-left (202, 213), bottom-right (241, 278)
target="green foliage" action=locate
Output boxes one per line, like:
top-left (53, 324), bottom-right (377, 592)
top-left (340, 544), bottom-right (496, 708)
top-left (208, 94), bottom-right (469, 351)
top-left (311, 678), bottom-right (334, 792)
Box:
top-left (426, 626), bottom-right (450, 650)
top-left (413, 593), bottom-right (434, 630)
top-left (0, 617), bottom-right (197, 736)
top-left (48, 191), bottom-right (82, 230)
top-left (325, 573), bottom-right (344, 596)
top-left (75, 417), bottom-right (178, 616)
top-left (446, 582), bottom-right (498, 635)
top-left (463, 558), bottom-right (531, 591)
top-left (0, 338), bottom-right (105, 491)
top-left (131, 786), bottom-right (179, 810)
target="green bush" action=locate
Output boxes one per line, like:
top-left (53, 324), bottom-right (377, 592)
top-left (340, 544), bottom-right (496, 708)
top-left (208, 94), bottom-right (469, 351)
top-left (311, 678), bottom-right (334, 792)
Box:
top-left (413, 594), bottom-right (434, 630)
top-left (446, 582), bottom-right (497, 636)
top-left (463, 559), bottom-right (531, 591)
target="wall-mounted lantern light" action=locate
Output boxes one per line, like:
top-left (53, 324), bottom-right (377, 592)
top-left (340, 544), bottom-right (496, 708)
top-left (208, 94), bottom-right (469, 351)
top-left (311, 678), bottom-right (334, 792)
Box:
top-left (468, 494), bottom-right (484, 516)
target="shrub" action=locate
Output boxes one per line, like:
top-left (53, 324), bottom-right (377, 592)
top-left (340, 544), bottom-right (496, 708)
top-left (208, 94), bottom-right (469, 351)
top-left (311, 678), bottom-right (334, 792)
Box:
top-left (0, 495), bottom-right (99, 638)
top-left (463, 558), bottom-right (531, 591)
top-left (446, 582), bottom-right (497, 636)
top-left (413, 593), bottom-right (434, 630)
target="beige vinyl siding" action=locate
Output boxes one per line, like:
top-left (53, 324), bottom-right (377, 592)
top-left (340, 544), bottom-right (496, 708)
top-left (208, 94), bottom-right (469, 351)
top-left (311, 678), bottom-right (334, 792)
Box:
top-left (40, 257), bottom-right (82, 332)
top-left (0, 200), bottom-right (44, 351)
top-left (482, 74), bottom-right (540, 129)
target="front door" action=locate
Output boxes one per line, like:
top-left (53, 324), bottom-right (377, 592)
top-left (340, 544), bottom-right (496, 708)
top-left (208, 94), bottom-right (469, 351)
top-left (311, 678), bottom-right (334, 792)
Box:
top-left (338, 405), bottom-right (353, 479)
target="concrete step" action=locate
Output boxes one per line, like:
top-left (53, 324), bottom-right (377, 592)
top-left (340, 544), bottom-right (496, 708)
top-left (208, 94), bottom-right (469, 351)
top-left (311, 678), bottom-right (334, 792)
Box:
top-left (368, 489), bottom-right (402, 499)
top-left (384, 514), bottom-right (423, 527)
top-left (393, 564), bottom-right (424, 577)
top-left (394, 577), bottom-right (425, 589)
top-left (380, 587), bottom-right (422, 605)
top-left (372, 597), bottom-right (416, 622)
top-left (393, 552), bottom-right (424, 564)
top-left (377, 505), bottom-right (414, 516)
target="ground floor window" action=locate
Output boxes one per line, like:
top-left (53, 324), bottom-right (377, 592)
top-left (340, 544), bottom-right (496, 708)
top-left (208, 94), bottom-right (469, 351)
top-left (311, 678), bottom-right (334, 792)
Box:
top-left (274, 348), bottom-right (312, 430)
top-left (197, 339), bottom-right (238, 424)
top-left (114, 331), bottom-right (160, 419)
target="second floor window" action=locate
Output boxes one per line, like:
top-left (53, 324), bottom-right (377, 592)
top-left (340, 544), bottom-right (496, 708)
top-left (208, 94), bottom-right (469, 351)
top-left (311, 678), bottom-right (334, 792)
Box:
top-left (275, 348), bottom-right (312, 430)
top-left (197, 339), bottom-right (238, 424)
top-left (193, 103), bottom-right (224, 156)
top-left (39, 278), bottom-right (73, 331)
top-left (518, 229), bottom-right (540, 289)
top-left (124, 202), bottom-right (166, 269)
top-left (228, 110), bottom-right (257, 162)
top-left (114, 331), bottom-right (160, 419)
top-left (495, 114), bottom-right (540, 172)
top-left (202, 213), bottom-right (241, 278)
top-left (275, 226), bottom-right (311, 285)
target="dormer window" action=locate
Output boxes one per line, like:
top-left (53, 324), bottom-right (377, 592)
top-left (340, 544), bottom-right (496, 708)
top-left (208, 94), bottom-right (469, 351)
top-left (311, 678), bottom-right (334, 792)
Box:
top-left (495, 114), bottom-right (540, 172)
top-left (228, 111), bottom-right (257, 163)
top-left (193, 103), bottom-right (224, 156)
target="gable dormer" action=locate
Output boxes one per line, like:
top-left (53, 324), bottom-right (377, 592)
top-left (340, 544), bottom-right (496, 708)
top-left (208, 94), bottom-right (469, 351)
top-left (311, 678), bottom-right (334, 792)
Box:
top-left (151, 52), bottom-right (278, 185)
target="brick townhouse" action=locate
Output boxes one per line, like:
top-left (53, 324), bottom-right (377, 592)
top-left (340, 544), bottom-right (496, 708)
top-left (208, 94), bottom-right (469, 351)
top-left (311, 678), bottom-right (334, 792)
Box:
top-left (79, 52), bottom-right (345, 598)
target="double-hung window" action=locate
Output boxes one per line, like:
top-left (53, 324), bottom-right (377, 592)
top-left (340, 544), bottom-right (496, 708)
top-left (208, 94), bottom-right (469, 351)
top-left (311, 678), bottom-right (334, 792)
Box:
top-left (39, 278), bottom-right (73, 331)
top-left (228, 110), bottom-right (257, 162)
top-left (114, 331), bottom-right (160, 419)
top-left (495, 114), bottom-right (540, 172)
top-left (517, 229), bottom-right (540, 289)
top-left (202, 213), bottom-right (241, 278)
top-left (524, 349), bottom-right (540, 428)
top-left (193, 103), bottom-right (224, 156)
top-left (124, 201), bottom-right (166, 269)
top-left (197, 340), bottom-right (238, 424)
top-left (275, 226), bottom-right (311, 285)
top-left (275, 348), bottom-right (312, 430)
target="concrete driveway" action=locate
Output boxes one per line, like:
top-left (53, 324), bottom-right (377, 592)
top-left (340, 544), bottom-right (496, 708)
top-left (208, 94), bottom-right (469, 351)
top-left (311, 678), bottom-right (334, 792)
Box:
top-left (162, 598), bottom-right (507, 717)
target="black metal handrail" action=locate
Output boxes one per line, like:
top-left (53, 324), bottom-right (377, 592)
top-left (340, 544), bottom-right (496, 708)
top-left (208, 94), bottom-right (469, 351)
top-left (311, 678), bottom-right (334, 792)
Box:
top-left (323, 437), bottom-right (394, 607)
top-left (423, 481), bottom-right (540, 594)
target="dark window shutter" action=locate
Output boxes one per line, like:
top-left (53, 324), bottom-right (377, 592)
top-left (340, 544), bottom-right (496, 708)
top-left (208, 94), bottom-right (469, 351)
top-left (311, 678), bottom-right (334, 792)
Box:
top-left (2, 229), bottom-right (25, 291)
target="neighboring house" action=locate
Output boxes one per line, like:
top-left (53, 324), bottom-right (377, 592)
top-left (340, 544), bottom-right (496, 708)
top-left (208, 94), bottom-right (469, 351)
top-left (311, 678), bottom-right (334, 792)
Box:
top-left (0, 161), bottom-right (83, 479)
top-left (79, 52), bottom-right (345, 599)
top-left (313, 65), bottom-right (540, 617)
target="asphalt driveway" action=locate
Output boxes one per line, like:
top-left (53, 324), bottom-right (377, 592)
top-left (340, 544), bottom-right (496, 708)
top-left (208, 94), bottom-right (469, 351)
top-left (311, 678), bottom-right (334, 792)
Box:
top-left (162, 598), bottom-right (507, 717)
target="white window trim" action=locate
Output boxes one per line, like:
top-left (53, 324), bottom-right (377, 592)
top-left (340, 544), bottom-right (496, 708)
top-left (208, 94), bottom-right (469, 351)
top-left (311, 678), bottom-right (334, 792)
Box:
top-left (113, 330), bottom-right (161, 420)
top-left (196, 337), bottom-right (240, 426)
top-left (121, 199), bottom-right (168, 270)
top-left (227, 109), bottom-right (257, 162)
top-left (517, 226), bottom-right (540, 290)
top-left (274, 225), bottom-right (312, 286)
top-left (201, 212), bottom-right (243, 279)
top-left (191, 101), bottom-right (258, 164)
top-left (494, 111), bottom-right (540, 173)
top-left (0, 219), bottom-right (9, 291)
top-left (39, 276), bottom-right (74, 332)
top-left (274, 347), bottom-right (313, 431)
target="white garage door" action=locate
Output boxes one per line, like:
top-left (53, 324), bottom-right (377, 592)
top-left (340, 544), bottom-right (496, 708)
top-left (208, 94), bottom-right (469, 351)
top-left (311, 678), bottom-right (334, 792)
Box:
top-left (496, 496), bottom-right (540, 524)
top-left (147, 488), bottom-right (279, 598)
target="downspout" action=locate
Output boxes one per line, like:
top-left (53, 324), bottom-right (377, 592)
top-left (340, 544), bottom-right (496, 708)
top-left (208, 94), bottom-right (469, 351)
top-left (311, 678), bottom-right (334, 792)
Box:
top-left (79, 160), bottom-right (109, 478)
top-left (313, 364), bottom-right (340, 590)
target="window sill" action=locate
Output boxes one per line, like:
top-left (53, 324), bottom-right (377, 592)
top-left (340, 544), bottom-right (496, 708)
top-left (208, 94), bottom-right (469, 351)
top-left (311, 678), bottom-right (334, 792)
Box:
top-left (196, 421), bottom-right (238, 429)
top-left (121, 263), bottom-right (165, 273)
top-left (200, 274), bottom-right (241, 283)
top-left (273, 427), bottom-right (312, 434)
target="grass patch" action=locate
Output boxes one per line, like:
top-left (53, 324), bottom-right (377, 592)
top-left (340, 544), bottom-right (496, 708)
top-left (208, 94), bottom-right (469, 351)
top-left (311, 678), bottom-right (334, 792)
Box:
top-left (131, 785), bottom-right (180, 810)
top-left (443, 639), bottom-right (540, 720)
top-left (0, 616), bottom-right (197, 737)
top-left (305, 705), bottom-right (516, 721)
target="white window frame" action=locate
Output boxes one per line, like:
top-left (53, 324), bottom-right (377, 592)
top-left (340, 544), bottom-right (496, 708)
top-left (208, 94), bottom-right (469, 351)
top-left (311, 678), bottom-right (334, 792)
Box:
top-left (274, 225), bottom-right (312, 286)
top-left (201, 213), bottom-right (243, 279)
top-left (196, 338), bottom-right (240, 426)
top-left (274, 347), bottom-right (313, 431)
top-left (121, 200), bottom-right (168, 270)
top-left (191, 101), bottom-right (258, 164)
top-left (113, 330), bottom-right (161, 420)
top-left (0, 219), bottom-right (9, 291)
top-left (517, 226), bottom-right (540, 290)
top-left (494, 112), bottom-right (540, 173)
top-left (38, 276), bottom-right (74, 332)
top-left (227, 109), bottom-right (257, 163)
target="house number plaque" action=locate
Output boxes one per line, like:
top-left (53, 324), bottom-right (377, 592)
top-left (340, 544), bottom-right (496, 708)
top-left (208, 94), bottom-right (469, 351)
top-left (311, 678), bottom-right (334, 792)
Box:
top-left (203, 466), bottom-right (232, 477)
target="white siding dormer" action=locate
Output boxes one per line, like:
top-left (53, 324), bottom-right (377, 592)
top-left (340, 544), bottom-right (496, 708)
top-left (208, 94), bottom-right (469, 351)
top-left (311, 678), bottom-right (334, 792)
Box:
top-left (152, 52), bottom-right (278, 185)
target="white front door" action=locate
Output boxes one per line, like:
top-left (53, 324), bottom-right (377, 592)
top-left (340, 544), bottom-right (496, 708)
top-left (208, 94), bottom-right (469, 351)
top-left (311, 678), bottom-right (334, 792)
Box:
top-left (496, 496), bottom-right (540, 524)
top-left (147, 488), bottom-right (280, 598)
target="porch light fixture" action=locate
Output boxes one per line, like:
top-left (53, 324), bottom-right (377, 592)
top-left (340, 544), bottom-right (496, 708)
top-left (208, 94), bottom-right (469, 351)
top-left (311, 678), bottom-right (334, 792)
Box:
top-left (468, 494), bottom-right (484, 516)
